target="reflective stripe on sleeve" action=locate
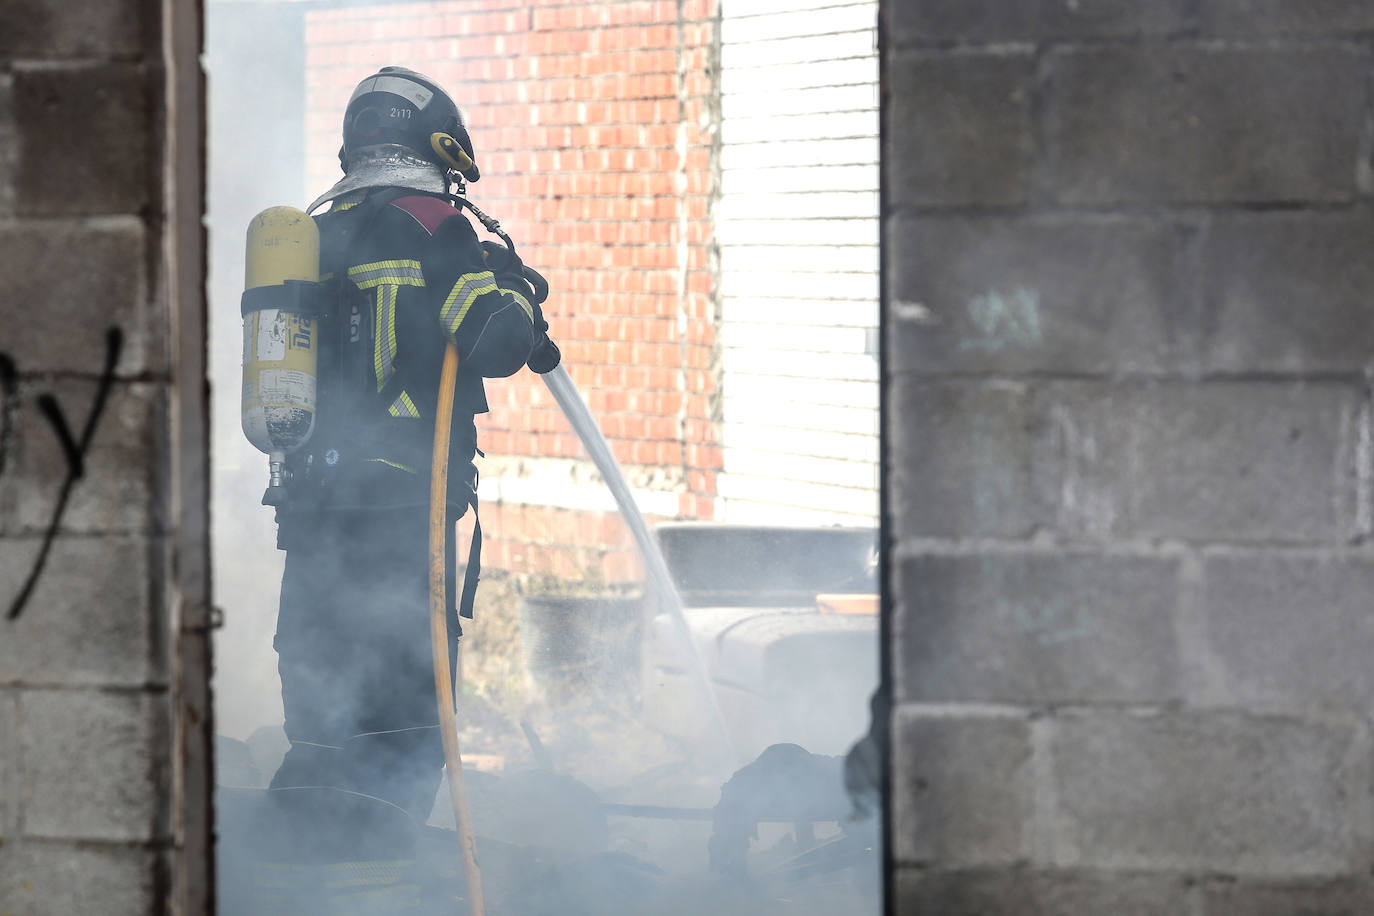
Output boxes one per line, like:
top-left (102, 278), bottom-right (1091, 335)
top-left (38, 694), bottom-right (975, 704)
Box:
top-left (506, 289), bottom-right (534, 322)
top-left (439, 270), bottom-right (499, 335)
top-left (348, 259), bottom-right (425, 289)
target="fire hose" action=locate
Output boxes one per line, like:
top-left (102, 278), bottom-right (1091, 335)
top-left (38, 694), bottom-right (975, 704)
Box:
top-left (430, 338), bottom-right (485, 916)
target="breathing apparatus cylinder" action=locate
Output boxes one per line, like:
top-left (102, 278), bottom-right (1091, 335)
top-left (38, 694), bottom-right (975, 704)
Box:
top-left (241, 206), bottom-right (323, 506)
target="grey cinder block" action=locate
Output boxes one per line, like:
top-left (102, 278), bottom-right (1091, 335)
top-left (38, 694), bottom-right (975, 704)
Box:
top-left (889, 0), bottom-right (1190, 46)
top-left (0, 691), bottom-right (14, 835)
top-left (18, 689), bottom-right (166, 841)
top-left (0, 0), bottom-right (146, 58)
top-left (0, 842), bottom-right (157, 916)
top-left (6, 381), bottom-right (165, 536)
top-left (1194, 1), bottom-right (1374, 36)
top-left (0, 537), bottom-right (160, 687)
top-left (1043, 46), bottom-right (1365, 205)
top-left (0, 74), bottom-right (14, 215)
top-left (1199, 877), bottom-right (1374, 916)
top-left (1197, 212), bottom-right (1374, 374)
top-left (12, 65), bottom-right (153, 217)
top-left (893, 866), bottom-right (1195, 916)
top-left (1203, 554), bottom-right (1374, 712)
top-left (891, 707), bottom-right (1033, 865)
top-left (890, 380), bottom-right (1037, 539)
top-left (0, 221), bottom-right (159, 375)
top-left (888, 215), bottom-right (1196, 376)
top-left (1052, 711), bottom-right (1369, 874)
top-left (896, 552), bottom-right (1182, 704)
top-left (1028, 381), bottom-right (1364, 543)
top-left (886, 51), bottom-right (1033, 210)
top-left (893, 380), bottom-right (1363, 543)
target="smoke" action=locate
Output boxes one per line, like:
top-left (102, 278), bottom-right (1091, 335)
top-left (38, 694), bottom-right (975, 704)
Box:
top-left (207, 0), bottom-right (881, 912)
top-left (206, 1), bottom-right (310, 740)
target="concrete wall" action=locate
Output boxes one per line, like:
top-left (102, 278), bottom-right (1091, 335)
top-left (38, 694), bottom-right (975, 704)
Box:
top-left (0, 1), bottom-right (211, 913)
top-left (884, 2), bottom-right (1374, 912)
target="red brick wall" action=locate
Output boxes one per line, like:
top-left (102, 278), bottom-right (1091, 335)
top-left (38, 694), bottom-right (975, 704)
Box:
top-left (479, 503), bottom-right (644, 581)
top-left (304, 0), bottom-right (721, 581)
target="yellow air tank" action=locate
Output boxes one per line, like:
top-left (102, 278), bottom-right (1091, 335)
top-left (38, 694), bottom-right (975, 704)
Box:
top-left (241, 206), bottom-right (321, 505)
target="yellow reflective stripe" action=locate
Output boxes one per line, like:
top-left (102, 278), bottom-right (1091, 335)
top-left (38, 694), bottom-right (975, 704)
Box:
top-left (506, 289), bottom-right (534, 322)
top-left (332, 191), bottom-right (367, 212)
top-left (348, 259), bottom-right (425, 289)
top-left (387, 390), bottom-right (420, 418)
top-left (354, 274), bottom-right (424, 289)
top-left (439, 270), bottom-right (498, 335)
top-left (373, 285), bottom-right (397, 391)
top-left (365, 457), bottom-right (417, 474)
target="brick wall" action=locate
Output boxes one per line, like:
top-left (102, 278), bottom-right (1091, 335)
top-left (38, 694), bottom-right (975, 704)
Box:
top-left (303, 0), bottom-right (720, 581)
top-left (885, 1), bottom-right (1374, 911)
top-left (0, 0), bottom-right (210, 912)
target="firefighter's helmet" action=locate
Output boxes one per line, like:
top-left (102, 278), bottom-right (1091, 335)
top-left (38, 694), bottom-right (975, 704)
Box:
top-left (341, 66), bottom-right (480, 183)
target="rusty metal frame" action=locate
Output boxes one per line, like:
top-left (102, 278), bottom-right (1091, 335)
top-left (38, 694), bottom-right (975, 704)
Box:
top-left (164, 0), bottom-right (214, 911)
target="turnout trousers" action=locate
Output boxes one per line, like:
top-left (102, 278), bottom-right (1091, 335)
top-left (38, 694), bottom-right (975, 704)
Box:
top-left (269, 505), bottom-right (459, 821)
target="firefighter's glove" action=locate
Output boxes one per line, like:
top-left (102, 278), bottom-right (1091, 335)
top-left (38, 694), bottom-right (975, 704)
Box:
top-left (480, 240), bottom-right (531, 294)
top-left (518, 267), bottom-right (559, 373)
top-left (518, 261), bottom-right (559, 372)
top-left (480, 241), bottom-right (560, 374)
top-left (527, 330), bottom-right (561, 374)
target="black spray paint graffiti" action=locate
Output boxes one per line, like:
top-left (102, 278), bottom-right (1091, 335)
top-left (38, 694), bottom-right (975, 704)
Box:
top-left (2, 327), bottom-right (124, 621)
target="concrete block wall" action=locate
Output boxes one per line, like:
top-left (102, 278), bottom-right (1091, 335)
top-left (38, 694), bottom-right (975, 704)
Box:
top-left (303, 0), bottom-right (720, 582)
top-left (885, 1), bottom-right (1374, 911)
top-left (0, 0), bottom-right (207, 912)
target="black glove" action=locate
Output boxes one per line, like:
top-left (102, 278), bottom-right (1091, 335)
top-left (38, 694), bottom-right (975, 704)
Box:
top-left (480, 240), bottom-right (533, 297)
top-left (526, 330), bottom-right (561, 374)
top-left (480, 240), bottom-right (560, 374)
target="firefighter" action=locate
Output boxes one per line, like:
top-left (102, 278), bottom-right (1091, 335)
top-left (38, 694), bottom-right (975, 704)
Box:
top-left (265, 66), bottom-right (557, 822)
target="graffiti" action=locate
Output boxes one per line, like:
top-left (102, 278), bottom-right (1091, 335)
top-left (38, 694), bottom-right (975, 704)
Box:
top-left (2, 327), bottom-right (124, 621)
top-left (0, 353), bottom-right (16, 479)
top-left (996, 596), bottom-right (1094, 648)
top-left (960, 286), bottom-right (1042, 352)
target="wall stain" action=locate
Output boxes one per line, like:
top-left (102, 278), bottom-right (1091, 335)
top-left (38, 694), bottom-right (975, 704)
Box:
top-left (960, 286), bottom-right (1043, 353)
top-left (996, 596), bottom-right (1095, 648)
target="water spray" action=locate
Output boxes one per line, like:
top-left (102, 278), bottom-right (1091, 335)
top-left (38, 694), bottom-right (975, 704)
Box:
top-left (541, 364), bottom-right (738, 771)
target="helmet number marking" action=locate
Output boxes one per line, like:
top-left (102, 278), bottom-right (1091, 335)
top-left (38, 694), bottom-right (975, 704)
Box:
top-left (390, 107), bottom-right (413, 119)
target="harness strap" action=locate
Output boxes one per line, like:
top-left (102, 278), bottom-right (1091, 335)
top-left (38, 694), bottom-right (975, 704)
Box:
top-left (448, 476), bottom-right (481, 620)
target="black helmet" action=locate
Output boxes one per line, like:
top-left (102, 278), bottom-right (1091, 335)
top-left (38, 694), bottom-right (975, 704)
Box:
top-left (341, 66), bottom-right (480, 183)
